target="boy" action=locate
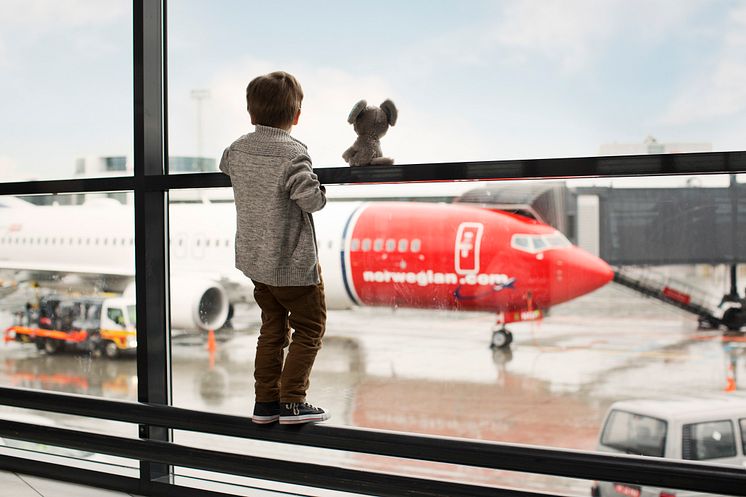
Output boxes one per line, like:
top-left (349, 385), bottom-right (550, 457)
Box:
top-left (219, 71), bottom-right (329, 425)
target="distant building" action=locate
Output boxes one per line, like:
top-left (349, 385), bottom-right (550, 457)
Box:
top-left (74, 155), bottom-right (217, 176)
top-left (599, 136), bottom-right (712, 156)
top-left (64, 155), bottom-right (219, 205)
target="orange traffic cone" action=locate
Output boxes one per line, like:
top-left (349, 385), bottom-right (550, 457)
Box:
top-left (725, 362), bottom-right (737, 392)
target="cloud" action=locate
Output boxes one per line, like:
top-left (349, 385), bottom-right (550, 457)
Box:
top-left (0, 157), bottom-right (25, 181)
top-left (660, 4), bottom-right (746, 125)
top-left (0, 0), bottom-right (127, 28)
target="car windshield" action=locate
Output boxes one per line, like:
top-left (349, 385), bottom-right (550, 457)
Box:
top-left (601, 410), bottom-right (667, 457)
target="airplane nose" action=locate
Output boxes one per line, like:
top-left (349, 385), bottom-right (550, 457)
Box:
top-left (551, 248), bottom-right (614, 304)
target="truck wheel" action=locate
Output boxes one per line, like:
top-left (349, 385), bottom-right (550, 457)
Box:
top-left (103, 341), bottom-right (119, 359)
top-left (43, 340), bottom-right (61, 355)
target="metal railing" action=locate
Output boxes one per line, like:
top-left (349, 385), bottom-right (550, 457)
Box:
top-left (2, 386), bottom-right (746, 497)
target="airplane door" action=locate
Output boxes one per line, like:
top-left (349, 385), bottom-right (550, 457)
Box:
top-left (173, 233), bottom-right (188, 259)
top-left (192, 234), bottom-right (206, 260)
top-left (455, 223), bottom-right (483, 275)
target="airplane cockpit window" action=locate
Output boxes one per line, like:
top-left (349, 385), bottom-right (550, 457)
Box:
top-left (511, 233), bottom-right (572, 254)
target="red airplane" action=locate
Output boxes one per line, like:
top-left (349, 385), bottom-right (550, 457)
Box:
top-left (321, 201), bottom-right (614, 348)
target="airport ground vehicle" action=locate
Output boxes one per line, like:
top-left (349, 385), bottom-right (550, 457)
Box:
top-left (4, 295), bottom-right (136, 358)
top-left (592, 397), bottom-right (746, 497)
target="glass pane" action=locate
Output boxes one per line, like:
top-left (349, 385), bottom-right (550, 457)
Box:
top-left (168, 1), bottom-right (744, 171)
top-left (168, 175), bottom-right (745, 494)
top-left (0, 192), bottom-right (138, 470)
top-left (683, 420), bottom-right (736, 460)
top-left (0, 2), bottom-right (133, 181)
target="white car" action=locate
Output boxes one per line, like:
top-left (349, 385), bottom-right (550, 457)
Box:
top-left (592, 396), bottom-right (746, 497)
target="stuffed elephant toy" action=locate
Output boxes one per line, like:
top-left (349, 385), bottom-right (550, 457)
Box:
top-left (342, 99), bottom-right (398, 166)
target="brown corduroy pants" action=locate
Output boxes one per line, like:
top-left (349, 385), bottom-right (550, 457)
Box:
top-left (251, 276), bottom-right (326, 403)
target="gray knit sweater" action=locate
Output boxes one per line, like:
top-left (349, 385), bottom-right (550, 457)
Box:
top-left (219, 125), bottom-right (326, 286)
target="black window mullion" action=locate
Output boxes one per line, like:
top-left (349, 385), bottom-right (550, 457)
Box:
top-left (133, 0), bottom-right (172, 489)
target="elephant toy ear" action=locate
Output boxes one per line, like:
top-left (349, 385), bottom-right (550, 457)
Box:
top-left (347, 100), bottom-right (367, 124)
top-left (380, 99), bottom-right (398, 126)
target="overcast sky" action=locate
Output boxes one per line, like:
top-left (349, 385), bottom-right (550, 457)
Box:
top-left (1, 0), bottom-right (744, 181)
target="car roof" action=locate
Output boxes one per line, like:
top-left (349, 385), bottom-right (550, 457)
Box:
top-left (608, 395), bottom-right (746, 422)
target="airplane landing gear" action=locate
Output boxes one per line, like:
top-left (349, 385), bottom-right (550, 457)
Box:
top-left (490, 326), bottom-right (513, 349)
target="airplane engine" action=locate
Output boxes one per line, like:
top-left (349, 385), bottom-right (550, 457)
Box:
top-left (170, 278), bottom-right (230, 332)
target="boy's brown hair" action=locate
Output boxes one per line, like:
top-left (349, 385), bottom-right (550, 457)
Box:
top-left (246, 71), bottom-right (304, 128)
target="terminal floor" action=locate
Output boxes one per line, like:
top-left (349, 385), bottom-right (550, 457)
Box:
top-left (0, 470), bottom-right (144, 497)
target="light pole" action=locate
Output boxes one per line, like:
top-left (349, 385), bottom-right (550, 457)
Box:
top-left (190, 89), bottom-right (211, 169)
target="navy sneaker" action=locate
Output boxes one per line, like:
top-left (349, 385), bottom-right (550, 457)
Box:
top-left (252, 401), bottom-right (280, 424)
top-left (279, 402), bottom-right (330, 425)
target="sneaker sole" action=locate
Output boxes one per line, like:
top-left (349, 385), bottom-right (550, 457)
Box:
top-left (252, 415), bottom-right (280, 424)
top-left (279, 413), bottom-right (331, 425)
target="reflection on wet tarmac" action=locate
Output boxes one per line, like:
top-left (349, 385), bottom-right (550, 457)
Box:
top-left (2, 283), bottom-right (746, 495)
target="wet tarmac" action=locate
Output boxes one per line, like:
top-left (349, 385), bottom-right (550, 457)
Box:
top-left (1, 282), bottom-right (746, 495)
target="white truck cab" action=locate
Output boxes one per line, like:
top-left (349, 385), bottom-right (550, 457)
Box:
top-left (593, 396), bottom-right (746, 497)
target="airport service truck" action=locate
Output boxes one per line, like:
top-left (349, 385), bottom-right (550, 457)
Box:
top-left (4, 295), bottom-right (137, 358)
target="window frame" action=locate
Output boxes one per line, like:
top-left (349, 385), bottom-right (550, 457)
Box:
top-left (0, 1), bottom-right (745, 496)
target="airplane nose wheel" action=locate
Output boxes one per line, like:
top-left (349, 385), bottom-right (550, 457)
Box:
top-left (490, 327), bottom-right (513, 349)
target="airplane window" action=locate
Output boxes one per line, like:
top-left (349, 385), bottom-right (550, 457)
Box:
top-left (95, 238), bottom-right (99, 245)
top-left (362, 239), bottom-right (372, 252)
top-left (196, 239), bottom-right (201, 247)
top-left (206, 239), bottom-right (211, 247)
top-left (121, 238), bottom-right (126, 245)
top-left (546, 234), bottom-right (568, 248)
top-left (512, 235), bottom-right (530, 250)
top-left (374, 239), bottom-right (384, 252)
top-left (86, 238), bottom-right (91, 245)
top-left (532, 237), bottom-right (547, 250)
top-left (411, 239), bottom-right (421, 252)
top-left (52, 238), bottom-right (57, 245)
top-left (386, 239), bottom-right (396, 252)
top-left (350, 239), bottom-right (360, 251)
top-left (214, 239), bottom-right (219, 247)
top-left (225, 239), bottom-right (230, 247)
top-left (103, 238), bottom-right (108, 246)
top-left (129, 238), bottom-right (133, 245)
top-left (112, 238), bottom-right (117, 246)
top-left (78, 238), bottom-right (82, 245)
top-left (69, 237), bottom-right (74, 245)
top-left (398, 239), bottom-right (408, 252)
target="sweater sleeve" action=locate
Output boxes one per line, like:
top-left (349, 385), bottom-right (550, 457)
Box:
top-left (218, 147), bottom-right (231, 175)
top-left (285, 154), bottom-right (326, 213)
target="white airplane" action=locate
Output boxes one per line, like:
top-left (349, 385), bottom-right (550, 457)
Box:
top-left (0, 196), bottom-right (612, 344)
